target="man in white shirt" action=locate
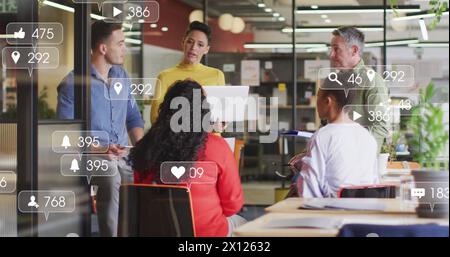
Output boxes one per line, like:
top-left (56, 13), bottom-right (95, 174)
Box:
top-left (291, 72), bottom-right (379, 198)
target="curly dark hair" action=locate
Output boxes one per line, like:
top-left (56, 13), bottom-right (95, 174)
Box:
top-left (185, 21), bottom-right (212, 44)
top-left (130, 80), bottom-right (210, 179)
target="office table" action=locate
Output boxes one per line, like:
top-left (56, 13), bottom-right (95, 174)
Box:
top-left (265, 197), bottom-right (417, 215)
top-left (233, 212), bottom-right (449, 237)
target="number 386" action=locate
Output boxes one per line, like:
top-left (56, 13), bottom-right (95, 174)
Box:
top-left (368, 110), bottom-right (390, 122)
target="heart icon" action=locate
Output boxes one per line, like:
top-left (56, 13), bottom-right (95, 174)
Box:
top-left (171, 166), bottom-right (185, 179)
top-left (113, 82), bottom-right (123, 95)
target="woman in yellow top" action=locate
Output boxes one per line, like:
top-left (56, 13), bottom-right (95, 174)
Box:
top-left (151, 21), bottom-right (225, 124)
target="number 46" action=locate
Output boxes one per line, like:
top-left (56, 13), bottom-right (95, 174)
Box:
top-left (348, 73), bottom-right (362, 85)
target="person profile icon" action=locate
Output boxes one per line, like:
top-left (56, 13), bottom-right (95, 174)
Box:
top-left (27, 195), bottom-right (39, 209)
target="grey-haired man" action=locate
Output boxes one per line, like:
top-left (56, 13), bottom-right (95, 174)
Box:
top-left (329, 26), bottom-right (389, 152)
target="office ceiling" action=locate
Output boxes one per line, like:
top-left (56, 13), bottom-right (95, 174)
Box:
top-left (179, 0), bottom-right (448, 30)
top-left (179, 0), bottom-right (448, 44)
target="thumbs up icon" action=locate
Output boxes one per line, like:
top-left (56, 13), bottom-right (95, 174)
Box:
top-left (14, 27), bottom-right (25, 39)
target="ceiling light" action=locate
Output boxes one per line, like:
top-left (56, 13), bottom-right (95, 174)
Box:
top-left (321, 14), bottom-right (328, 19)
top-left (273, 13), bottom-right (280, 17)
top-left (0, 34), bottom-right (14, 39)
top-left (325, 19), bottom-right (331, 23)
top-left (278, 17), bottom-right (286, 22)
top-left (231, 17), bottom-right (246, 34)
top-left (189, 9), bottom-right (204, 23)
top-left (125, 38), bottom-right (142, 45)
top-left (297, 5), bottom-right (421, 14)
top-left (365, 39), bottom-right (419, 47)
top-left (124, 31), bottom-right (142, 36)
top-left (282, 26), bottom-right (383, 33)
top-left (408, 42), bottom-right (449, 48)
top-left (244, 43), bottom-right (327, 49)
top-left (43, 0), bottom-right (74, 12)
top-left (393, 10), bottom-right (449, 21)
top-left (150, 24), bottom-right (157, 28)
top-left (265, 8), bottom-right (272, 12)
top-left (419, 19), bottom-right (428, 41)
top-left (307, 47), bottom-right (330, 53)
top-left (219, 13), bottom-right (235, 31)
top-left (161, 27), bottom-right (168, 32)
top-left (311, 5), bottom-right (319, 9)
top-left (258, 3), bottom-right (266, 8)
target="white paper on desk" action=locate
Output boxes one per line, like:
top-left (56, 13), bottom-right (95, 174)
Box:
top-left (283, 130), bottom-right (314, 138)
top-left (224, 137), bottom-right (235, 153)
top-left (264, 217), bottom-right (342, 229)
top-left (301, 199), bottom-right (387, 211)
top-left (297, 131), bottom-right (314, 138)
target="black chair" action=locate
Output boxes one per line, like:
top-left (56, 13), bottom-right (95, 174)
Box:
top-left (338, 185), bottom-right (396, 198)
top-left (118, 184), bottom-right (195, 237)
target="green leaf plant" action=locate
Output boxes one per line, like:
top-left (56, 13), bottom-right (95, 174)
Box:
top-left (408, 82), bottom-right (449, 170)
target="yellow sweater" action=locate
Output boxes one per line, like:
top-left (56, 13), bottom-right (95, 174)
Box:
top-left (151, 63), bottom-right (225, 124)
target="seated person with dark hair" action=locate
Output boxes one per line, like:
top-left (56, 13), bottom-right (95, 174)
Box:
top-left (130, 80), bottom-right (246, 237)
top-left (290, 72), bottom-right (380, 197)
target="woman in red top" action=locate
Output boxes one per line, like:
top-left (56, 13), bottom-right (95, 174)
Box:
top-left (130, 80), bottom-right (245, 237)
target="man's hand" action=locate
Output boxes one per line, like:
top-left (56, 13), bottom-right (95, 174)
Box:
top-left (106, 144), bottom-right (128, 160)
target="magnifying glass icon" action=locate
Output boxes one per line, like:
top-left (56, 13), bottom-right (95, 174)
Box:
top-left (328, 72), bottom-right (343, 86)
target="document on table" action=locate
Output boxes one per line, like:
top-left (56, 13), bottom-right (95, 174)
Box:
top-left (224, 137), bottom-right (235, 153)
top-left (264, 217), bottom-right (342, 229)
top-left (299, 198), bottom-right (387, 211)
top-left (281, 130), bottom-right (314, 138)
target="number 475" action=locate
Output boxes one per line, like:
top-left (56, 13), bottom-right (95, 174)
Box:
top-left (32, 28), bottom-right (54, 40)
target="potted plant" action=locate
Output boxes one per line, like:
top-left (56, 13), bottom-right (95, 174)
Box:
top-left (379, 132), bottom-right (400, 176)
top-left (408, 82), bottom-right (449, 218)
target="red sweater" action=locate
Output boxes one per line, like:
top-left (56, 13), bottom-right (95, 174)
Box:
top-left (134, 133), bottom-right (244, 237)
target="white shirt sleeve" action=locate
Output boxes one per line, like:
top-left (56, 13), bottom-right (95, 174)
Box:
top-left (298, 135), bottom-right (332, 198)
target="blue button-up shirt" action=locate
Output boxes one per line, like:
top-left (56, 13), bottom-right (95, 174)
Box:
top-left (57, 65), bottom-right (144, 147)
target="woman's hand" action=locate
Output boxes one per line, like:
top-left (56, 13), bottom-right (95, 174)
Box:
top-left (288, 152), bottom-right (306, 173)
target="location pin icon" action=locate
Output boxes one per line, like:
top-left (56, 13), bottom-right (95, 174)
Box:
top-left (11, 51), bottom-right (21, 64)
top-left (366, 69), bottom-right (376, 82)
top-left (113, 82), bottom-right (123, 95)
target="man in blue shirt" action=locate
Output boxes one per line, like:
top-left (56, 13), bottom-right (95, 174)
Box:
top-left (57, 20), bottom-right (144, 236)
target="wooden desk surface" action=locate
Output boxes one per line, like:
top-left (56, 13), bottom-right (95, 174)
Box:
top-left (233, 212), bottom-right (449, 237)
top-left (265, 198), bottom-right (417, 215)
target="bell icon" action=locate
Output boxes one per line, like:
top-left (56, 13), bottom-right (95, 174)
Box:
top-left (61, 135), bottom-right (71, 149)
top-left (70, 159), bottom-right (80, 173)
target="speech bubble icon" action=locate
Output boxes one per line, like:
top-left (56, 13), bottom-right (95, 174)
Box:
top-left (160, 161), bottom-right (218, 189)
top-left (18, 190), bottom-right (76, 221)
top-left (318, 68), bottom-right (359, 97)
top-left (411, 188), bottom-right (426, 199)
top-left (105, 78), bottom-right (161, 102)
top-left (60, 154), bottom-right (118, 184)
top-left (0, 171), bottom-right (16, 194)
top-left (6, 23), bottom-right (64, 48)
top-left (101, 1), bottom-right (160, 25)
top-left (1, 47), bottom-right (59, 76)
top-left (52, 130), bottom-right (110, 154)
